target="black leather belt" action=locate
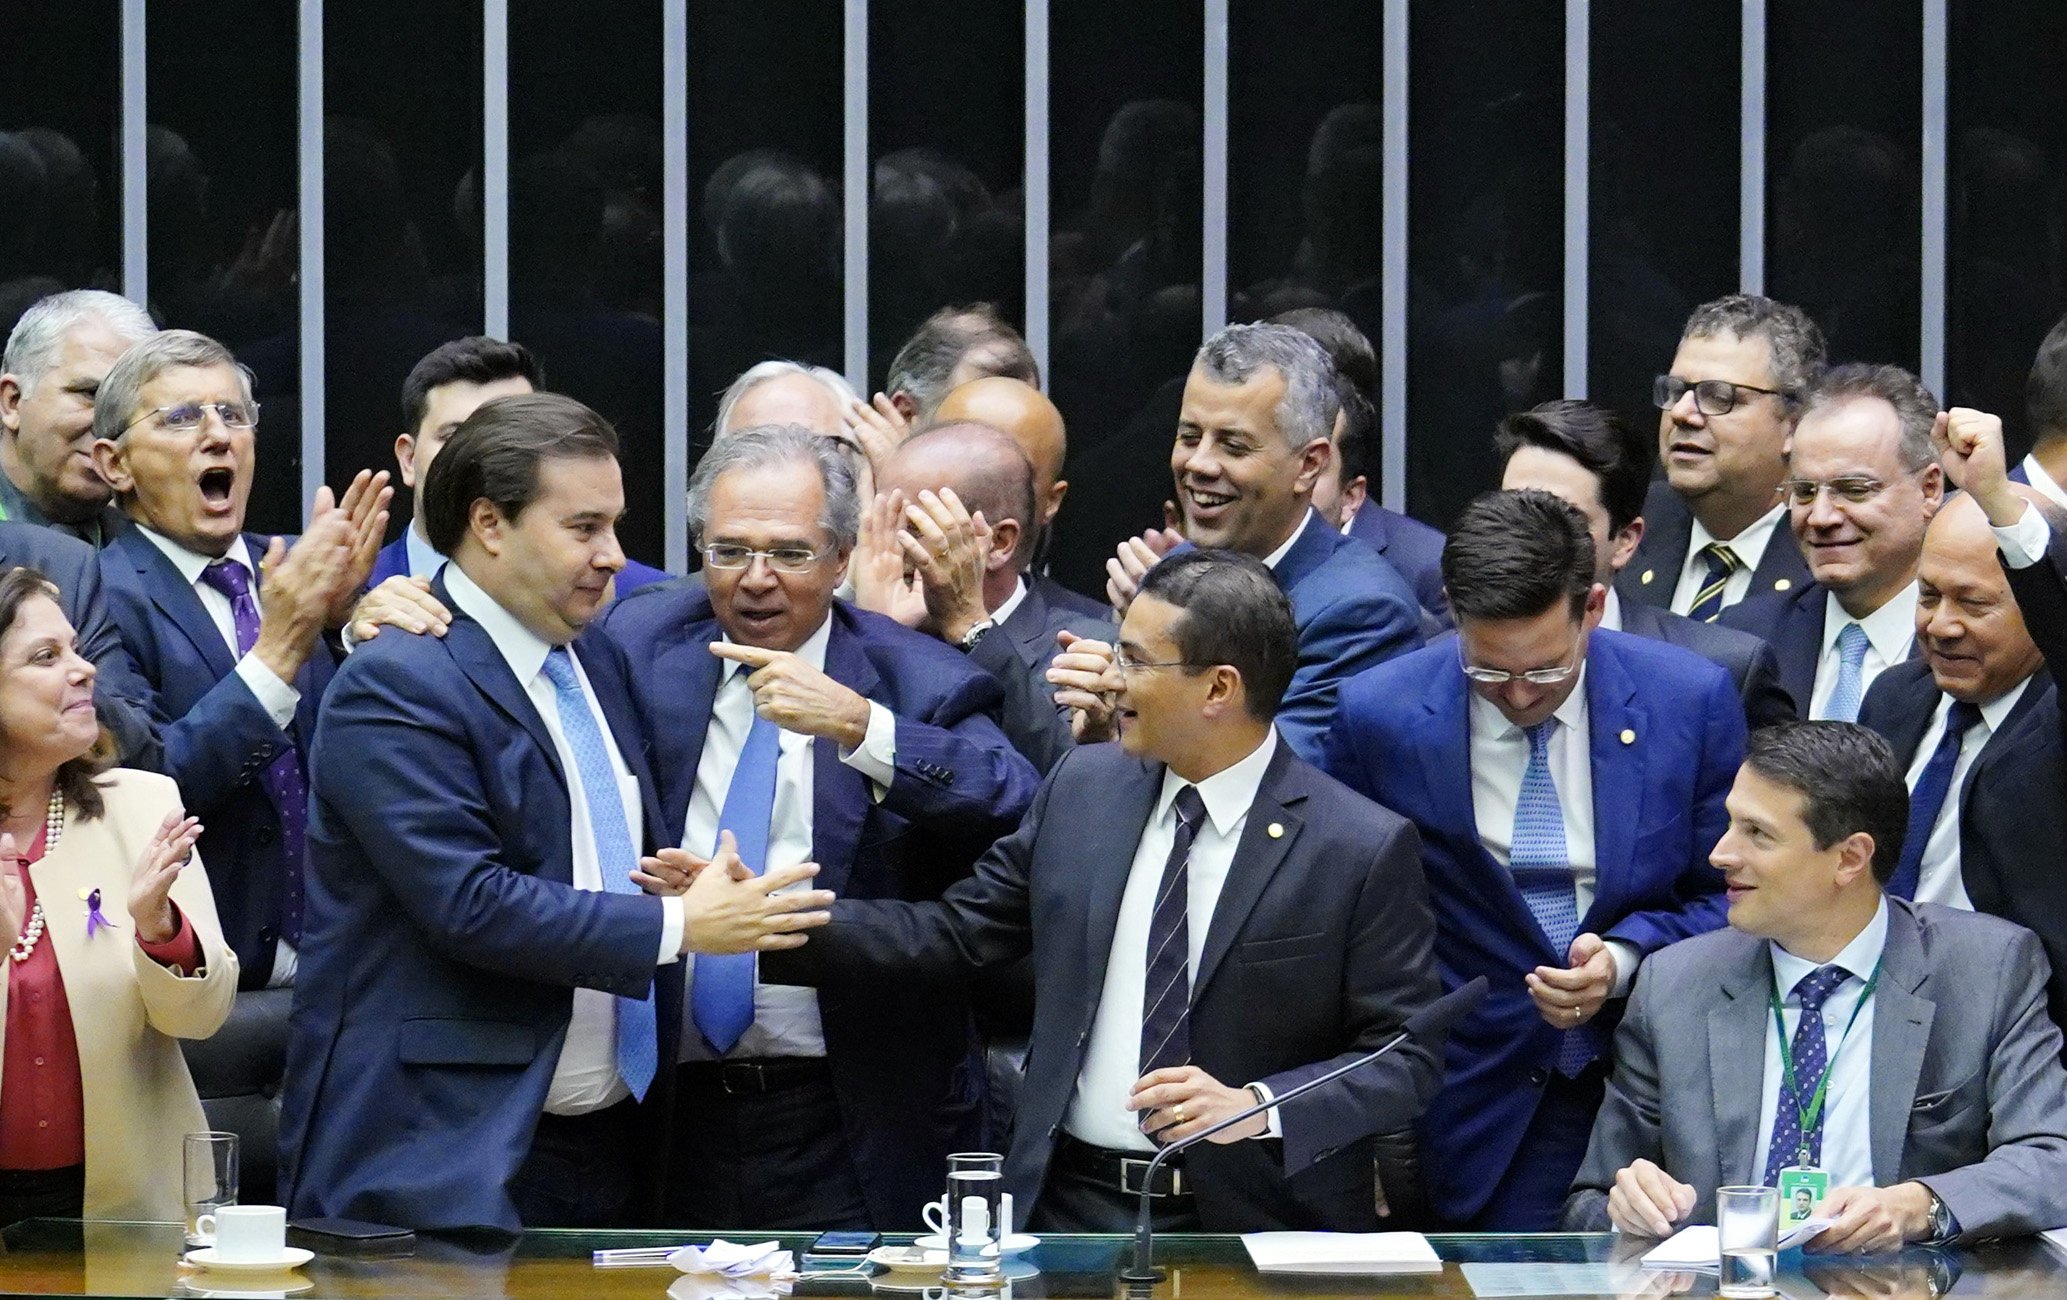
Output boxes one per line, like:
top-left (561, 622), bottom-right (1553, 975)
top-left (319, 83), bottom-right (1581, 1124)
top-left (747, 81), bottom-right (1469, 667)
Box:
top-left (1054, 1134), bottom-right (1190, 1198)
top-left (677, 1057), bottom-right (830, 1097)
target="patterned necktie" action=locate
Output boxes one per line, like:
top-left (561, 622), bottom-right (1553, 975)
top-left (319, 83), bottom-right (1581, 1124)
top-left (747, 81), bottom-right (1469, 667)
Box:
top-left (1510, 720), bottom-right (1592, 1075)
top-left (693, 689), bottom-right (782, 1055)
top-left (1762, 965), bottom-right (1853, 1185)
top-left (1140, 785), bottom-right (1207, 1078)
top-left (1686, 542), bottom-right (1742, 623)
top-left (1887, 700), bottom-right (1984, 900)
top-left (1819, 623), bottom-right (1872, 723)
top-left (198, 559), bottom-right (308, 944)
top-left (539, 648), bottom-right (657, 1100)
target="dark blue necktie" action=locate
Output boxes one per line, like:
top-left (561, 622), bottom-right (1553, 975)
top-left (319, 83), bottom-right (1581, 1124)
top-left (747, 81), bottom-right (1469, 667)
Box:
top-left (1687, 542), bottom-right (1741, 623)
top-left (693, 692), bottom-right (781, 1055)
top-left (1887, 700), bottom-right (1983, 900)
top-left (1762, 965), bottom-right (1853, 1185)
top-left (1140, 786), bottom-right (1206, 1078)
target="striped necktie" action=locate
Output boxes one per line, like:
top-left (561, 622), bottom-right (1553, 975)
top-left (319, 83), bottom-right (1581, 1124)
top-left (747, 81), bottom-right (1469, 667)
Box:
top-left (1511, 720), bottom-right (1593, 1075)
top-left (1687, 542), bottom-right (1741, 622)
top-left (1818, 623), bottom-right (1871, 723)
top-left (1140, 785), bottom-right (1207, 1078)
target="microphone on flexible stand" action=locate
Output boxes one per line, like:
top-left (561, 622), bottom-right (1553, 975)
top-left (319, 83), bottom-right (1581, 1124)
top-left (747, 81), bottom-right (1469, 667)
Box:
top-left (1115, 976), bottom-right (1488, 1285)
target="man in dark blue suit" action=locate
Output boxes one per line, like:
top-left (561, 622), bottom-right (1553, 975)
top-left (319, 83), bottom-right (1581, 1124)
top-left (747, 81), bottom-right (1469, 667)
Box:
top-left (1323, 490), bottom-right (1743, 1230)
top-left (1104, 323), bottom-right (1423, 761)
top-left (280, 395), bottom-right (832, 1232)
top-left (89, 329), bottom-right (390, 990)
top-left (600, 424), bottom-right (1039, 1231)
top-left (1495, 399), bottom-right (1794, 728)
top-left (0, 519), bottom-right (158, 764)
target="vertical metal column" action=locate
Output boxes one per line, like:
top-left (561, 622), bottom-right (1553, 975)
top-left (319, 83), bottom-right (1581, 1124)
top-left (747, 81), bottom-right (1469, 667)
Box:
top-left (483, 0), bottom-right (510, 338)
top-left (843, 0), bottom-right (869, 393)
top-left (1920, 0), bottom-right (1948, 397)
top-left (121, 0), bottom-right (147, 308)
top-left (663, 0), bottom-right (690, 573)
top-left (1202, 0), bottom-right (1230, 337)
top-left (1563, 0), bottom-right (1589, 396)
top-left (1740, 0), bottom-right (1767, 294)
top-left (299, 0), bottom-right (325, 513)
top-left (1024, 0), bottom-right (1051, 381)
top-left (1380, 0), bottom-right (1408, 512)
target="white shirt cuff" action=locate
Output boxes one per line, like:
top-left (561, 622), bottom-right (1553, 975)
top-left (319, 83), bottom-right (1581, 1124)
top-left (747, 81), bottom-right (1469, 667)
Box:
top-left (839, 701), bottom-right (898, 799)
top-left (234, 652), bottom-right (302, 729)
top-left (1992, 501), bottom-right (2051, 570)
top-left (1605, 939), bottom-right (1642, 999)
top-left (656, 895), bottom-right (684, 963)
top-left (1247, 1080), bottom-right (1282, 1138)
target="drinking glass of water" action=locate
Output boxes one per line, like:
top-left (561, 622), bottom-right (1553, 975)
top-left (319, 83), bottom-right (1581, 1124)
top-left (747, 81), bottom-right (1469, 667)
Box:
top-left (1717, 1184), bottom-right (1780, 1299)
top-left (942, 1151), bottom-right (1004, 1286)
top-left (183, 1131), bottom-right (239, 1248)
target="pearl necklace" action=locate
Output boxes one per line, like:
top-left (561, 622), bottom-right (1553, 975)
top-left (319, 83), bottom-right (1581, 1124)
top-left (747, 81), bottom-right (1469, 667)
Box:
top-left (8, 790), bottom-right (64, 964)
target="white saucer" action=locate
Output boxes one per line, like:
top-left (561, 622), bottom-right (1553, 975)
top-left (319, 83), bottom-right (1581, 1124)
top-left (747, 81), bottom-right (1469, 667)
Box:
top-left (181, 1246), bottom-right (315, 1274)
top-left (913, 1234), bottom-right (1039, 1256)
top-left (179, 1281), bottom-right (314, 1299)
top-left (867, 1245), bottom-right (946, 1274)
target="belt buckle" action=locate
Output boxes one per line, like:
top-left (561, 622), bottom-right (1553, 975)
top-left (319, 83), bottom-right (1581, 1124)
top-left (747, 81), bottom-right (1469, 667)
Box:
top-left (1120, 1157), bottom-right (1180, 1198)
top-left (720, 1062), bottom-right (763, 1096)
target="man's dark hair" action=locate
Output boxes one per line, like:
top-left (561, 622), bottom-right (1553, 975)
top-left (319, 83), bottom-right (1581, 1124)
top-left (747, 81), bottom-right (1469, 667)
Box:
top-left (1743, 722), bottom-right (1909, 884)
top-left (1494, 400), bottom-right (1650, 535)
top-left (2028, 312), bottom-right (2067, 449)
top-left (1135, 549), bottom-right (1298, 722)
top-left (1442, 489), bottom-right (1597, 621)
top-left (1335, 385), bottom-right (1375, 488)
top-left (400, 337), bottom-right (544, 435)
top-left (423, 393), bottom-right (618, 555)
top-left (1270, 306), bottom-right (1377, 406)
top-left (883, 304), bottom-right (1038, 419)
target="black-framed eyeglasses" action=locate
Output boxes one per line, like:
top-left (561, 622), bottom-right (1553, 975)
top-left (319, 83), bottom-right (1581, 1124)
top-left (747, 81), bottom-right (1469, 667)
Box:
top-left (702, 543), bottom-right (829, 574)
top-left (1778, 476), bottom-right (1888, 507)
top-left (1653, 375), bottom-right (1790, 417)
top-left (122, 400), bottom-right (259, 435)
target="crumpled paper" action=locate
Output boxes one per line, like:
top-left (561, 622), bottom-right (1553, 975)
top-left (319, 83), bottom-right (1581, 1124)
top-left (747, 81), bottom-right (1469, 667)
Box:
top-left (667, 1240), bottom-right (796, 1280)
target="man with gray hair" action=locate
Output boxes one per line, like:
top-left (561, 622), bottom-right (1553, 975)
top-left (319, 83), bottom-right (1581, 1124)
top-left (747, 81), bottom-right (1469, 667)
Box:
top-left (0, 289), bottom-right (157, 545)
top-left (1622, 294), bottom-right (1824, 619)
top-left (881, 303), bottom-right (1038, 427)
top-left (600, 423), bottom-right (1037, 1231)
top-left (91, 328), bottom-right (390, 989)
top-left (714, 359), bottom-right (859, 438)
top-left (1721, 363), bottom-right (1946, 720)
top-left (1094, 321), bottom-right (1422, 760)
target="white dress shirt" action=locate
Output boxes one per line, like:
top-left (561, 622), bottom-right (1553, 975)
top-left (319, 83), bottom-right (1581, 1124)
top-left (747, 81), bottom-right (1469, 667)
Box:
top-left (1599, 587), bottom-right (1626, 632)
top-left (404, 523), bottom-right (444, 580)
top-left (1670, 503), bottom-right (1788, 616)
top-left (677, 616), bottom-right (899, 1061)
top-left (1261, 510), bottom-right (1311, 571)
top-left (135, 525), bottom-right (305, 986)
top-left (1468, 670), bottom-right (1638, 995)
top-left (442, 564), bottom-right (684, 1115)
top-left (989, 575), bottom-right (1030, 627)
top-left (1808, 585), bottom-right (1918, 721)
top-left (1065, 730), bottom-right (1280, 1151)
top-left (1904, 678), bottom-right (2029, 909)
top-left (2020, 454), bottom-right (2067, 512)
top-left (1753, 898), bottom-right (1889, 1189)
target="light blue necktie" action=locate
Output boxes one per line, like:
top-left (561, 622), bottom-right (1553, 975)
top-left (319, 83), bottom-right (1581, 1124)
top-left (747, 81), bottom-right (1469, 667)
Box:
top-left (540, 648), bottom-right (657, 1100)
top-left (1819, 623), bottom-right (1871, 723)
top-left (693, 681), bottom-right (782, 1055)
top-left (1511, 720), bottom-right (1593, 1076)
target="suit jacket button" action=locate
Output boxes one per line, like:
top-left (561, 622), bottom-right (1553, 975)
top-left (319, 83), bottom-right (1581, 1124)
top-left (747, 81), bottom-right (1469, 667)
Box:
top-left (1528, 1068), bottom-right (1548, 1086)
top-left (1048, 1124), bottom-right (1059, 1139)
top-left (1314, 1146), bottom-right (1337, 1162)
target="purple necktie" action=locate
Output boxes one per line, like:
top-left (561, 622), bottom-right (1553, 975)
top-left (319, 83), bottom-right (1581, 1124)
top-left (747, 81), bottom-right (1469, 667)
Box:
top-left (199, 558), bottom-right (308, 944)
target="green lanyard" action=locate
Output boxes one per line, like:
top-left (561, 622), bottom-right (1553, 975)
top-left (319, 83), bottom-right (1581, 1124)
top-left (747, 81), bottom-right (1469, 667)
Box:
top-left (1768, 955), bottom-right (1883, 1166)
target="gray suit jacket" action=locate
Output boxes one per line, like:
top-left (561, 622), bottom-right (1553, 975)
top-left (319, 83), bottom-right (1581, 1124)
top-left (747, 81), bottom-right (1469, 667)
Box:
top-left (1565, 900), bottom-right (2067, 1241)
top-left (967, 575), bottom-right (1112, 775)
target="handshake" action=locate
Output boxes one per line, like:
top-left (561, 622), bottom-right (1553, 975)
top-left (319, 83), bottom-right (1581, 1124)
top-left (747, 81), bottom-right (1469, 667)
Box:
top-left (633, 829), bottom-right (835, 957)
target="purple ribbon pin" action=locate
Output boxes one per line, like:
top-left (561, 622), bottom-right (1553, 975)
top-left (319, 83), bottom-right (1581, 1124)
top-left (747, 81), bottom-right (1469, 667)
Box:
top-left (84, 888), bottom-right (118, 938)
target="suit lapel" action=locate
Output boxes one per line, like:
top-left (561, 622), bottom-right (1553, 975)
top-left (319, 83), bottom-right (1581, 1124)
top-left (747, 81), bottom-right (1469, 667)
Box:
top-left (441, 600), bottom-right (565, 790)
top-left (1709, 942), bottom-right (1772, 1187)
top-left (1084, 763), bottom-right (1164, 996)
top-left (1267, 509), bottom-right (1333, 594)
top-left (1419, 664), bottom-right (1550, 947)
top-left (574, 635), bottom-right (668, 849)
top-left (1002, 580), bottom-right (1051, 670)
top-left (651, 617), bottom-right (724, 843)
top-left (119, 528), bottom-right (238, 679)
top-left (1880, 668), bottom-right (1942, 769)
top-left (1192, 744), bottom-right (1305, 1002)
top-left (1774, 590), bottom-right (1827, 715)
top-left (810, 611), bottom-right (882, 896)
top-left (1626, 488), bottom-right (1692, 608)
top-left (1584, 637), bottom-right (1642, 926)
top-left (1868, 904), bottom-right (1934, 1186)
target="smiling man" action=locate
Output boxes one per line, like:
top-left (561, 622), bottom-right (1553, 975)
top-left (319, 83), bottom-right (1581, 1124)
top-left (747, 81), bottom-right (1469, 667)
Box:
top-left (1566, 721), bottom-right (2067, 1252)
top-left (599, 423), bottom-right (1037, 1231)
top-left (1721, 364), bottom-right (1944, 721)
top-left (91, 329), bottom-right (388, 990)
top-left (1322, 489), bottom-right (1743, 1230)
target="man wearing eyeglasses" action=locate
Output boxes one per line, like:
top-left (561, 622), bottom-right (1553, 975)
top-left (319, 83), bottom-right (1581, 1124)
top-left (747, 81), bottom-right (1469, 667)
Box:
top-left (1323, 489), bottom-right (1742, 1230)
top-left (598, 423), bottom-right (1038, 1231)
top-left (89, 329), bottom-right (389, 991)
top-left (1621, 295), bottom-right (1824, 620)
top-left (1719, 364), bottom-right (1945, 722)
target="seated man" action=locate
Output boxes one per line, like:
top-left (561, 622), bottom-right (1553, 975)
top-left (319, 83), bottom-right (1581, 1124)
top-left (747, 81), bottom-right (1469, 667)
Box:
top-left (1566, 722), bottom-right (2067, 1249)
top-left (741, 550), bottom-right (1445, 1233)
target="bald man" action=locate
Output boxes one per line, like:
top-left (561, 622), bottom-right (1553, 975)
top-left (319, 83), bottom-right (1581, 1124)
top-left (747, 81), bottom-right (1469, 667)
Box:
top-left (930, 377), bottom-right (1110, 624)
top-left (871, 422), bottom-right (1111, 774)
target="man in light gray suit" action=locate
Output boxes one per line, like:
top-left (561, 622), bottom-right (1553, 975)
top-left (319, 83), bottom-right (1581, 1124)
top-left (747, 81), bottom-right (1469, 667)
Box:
top-left (1565, 722), bottom-right (2067, 1251)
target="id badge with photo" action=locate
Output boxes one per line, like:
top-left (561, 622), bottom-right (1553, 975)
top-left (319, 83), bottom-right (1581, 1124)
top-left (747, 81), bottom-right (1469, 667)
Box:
top-left (1777, 1166), bottom-right (1830, 1223)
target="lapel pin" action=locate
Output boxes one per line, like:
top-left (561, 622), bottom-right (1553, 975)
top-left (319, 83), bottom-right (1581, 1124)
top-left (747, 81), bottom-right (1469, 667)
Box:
top-left (83, 887), bottom-right (118, 938)
top-left (1620, 728), bottom-right (1636, 745)
top-left (1640, 569), bottom-right (1655, 585)
top-left (1267, 822), bottom-right (1284, 839)
top-left (1774, 578), bottom-right (1792, 592)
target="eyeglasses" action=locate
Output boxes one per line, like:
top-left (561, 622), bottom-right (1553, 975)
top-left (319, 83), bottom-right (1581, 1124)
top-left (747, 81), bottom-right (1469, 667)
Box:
top-left (1458, 644), bottom-right (1580, 686)
top-left (702, 543), bottom-right (828, 574)
top-left (1778, 476), bottom-right (1888, 507)
top-left (1113, 652), bottom-right (1208, 675)
top-left (1652, 375), bottom-right (1790, 417)
top-left (123, 400), bottom-right (259, 434)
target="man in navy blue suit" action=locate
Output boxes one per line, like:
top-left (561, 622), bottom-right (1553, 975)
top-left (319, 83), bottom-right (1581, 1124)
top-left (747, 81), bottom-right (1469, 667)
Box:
top-left (1102, 323), bottom-right (1422, 761)
top-left (90, 329), bottom-right (390, 990)
top-left (600, 424), bottom-right (1039, 1231)
top-left (279, 395), bottom-right (832, 1232)
top-left (1323, 490), bottom-right (1743, 1230)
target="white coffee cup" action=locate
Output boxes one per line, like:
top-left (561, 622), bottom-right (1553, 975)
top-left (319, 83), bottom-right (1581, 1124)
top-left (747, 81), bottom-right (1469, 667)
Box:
top-left (923, 1191), bottom-right (1013, 1238)
top-left (195, 1204), bottom-right (287, 1262)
